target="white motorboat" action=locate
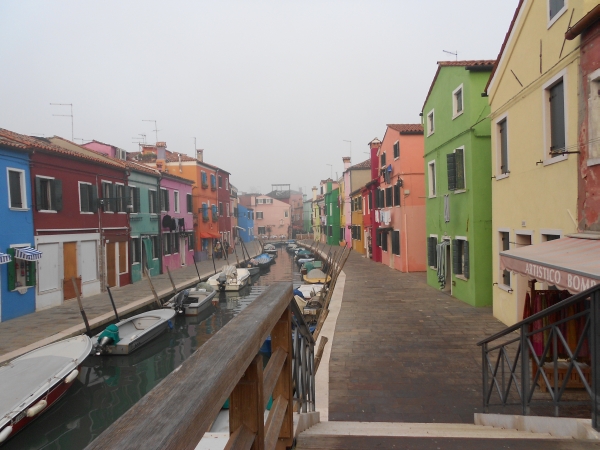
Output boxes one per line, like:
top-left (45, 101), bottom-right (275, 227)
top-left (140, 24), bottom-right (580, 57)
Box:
top-left (92, 309), bottom-right (176, 356)
top-left (263, 244), bottom-right (278, 256)
top-left (295, 284), bottom-right (324, 299)
top-left (163, 282), bottom-right (217, 316)
top-left (0, 335), bottom-right (92, 444)
top-left (207, 265), bottom-right (251, 291)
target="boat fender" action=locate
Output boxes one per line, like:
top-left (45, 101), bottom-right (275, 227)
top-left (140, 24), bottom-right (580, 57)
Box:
top-left (65, 369), bottom-right (79, 384)
top-left (0, 426), bottom-right (13, 443)
top-left (26, 399), bottom-right (47, 418)
top-left (167, 319), bottom-right (174, 330)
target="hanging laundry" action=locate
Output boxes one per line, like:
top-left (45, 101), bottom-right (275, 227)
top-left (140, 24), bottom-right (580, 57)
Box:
top-left (436, 240), bottom-right (450, 289)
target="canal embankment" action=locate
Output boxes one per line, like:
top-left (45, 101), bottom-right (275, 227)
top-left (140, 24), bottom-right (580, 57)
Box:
top-left (0, 241), bottom-right (263, 364)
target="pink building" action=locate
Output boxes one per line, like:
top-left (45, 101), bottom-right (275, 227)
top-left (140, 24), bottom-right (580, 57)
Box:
top-left (376, 124), bottom-right (426, 272)
top-left (82, 140), bottom-right (128, 161)
top-left (159, 173), bottom-right (195, 272)
top-left (239, 194), bottom-right (291, 239)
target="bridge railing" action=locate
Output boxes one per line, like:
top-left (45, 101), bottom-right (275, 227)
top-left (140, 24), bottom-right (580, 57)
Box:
top-left (86, 282), bottom-right (314, 450)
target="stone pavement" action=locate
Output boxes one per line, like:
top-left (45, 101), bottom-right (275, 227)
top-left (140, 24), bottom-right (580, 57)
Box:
top-left (0, 241), bottom-right (262, 363)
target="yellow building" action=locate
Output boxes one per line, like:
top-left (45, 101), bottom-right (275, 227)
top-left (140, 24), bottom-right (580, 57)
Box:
top-left (486, 0), bottom-right (591, 326)
top-left (350, 189), bottom-right (365, 254)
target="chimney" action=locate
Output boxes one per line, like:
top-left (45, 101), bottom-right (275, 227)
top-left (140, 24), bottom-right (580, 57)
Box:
top-left (369, 138), bottom-right (382, 180)
top-left (196, 149), bottom-right (204, 162)
top-left (342, 156), bottom-right (351, 170)
top-left (156, 142), bottom-right (167, 160)
top-left (312, 186), bottom-right (317, 201)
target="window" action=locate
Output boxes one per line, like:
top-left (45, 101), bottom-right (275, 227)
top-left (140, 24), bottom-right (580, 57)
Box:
top-left (160, 188), bottom-right (169, 212)
top-left (428, 161), bottom-right (436, 197)
top-left (218, 176), bottom-right (222, 188)
top-left (173, 191), bottom-right (180, 213)
top-left (328, 225), bottom-right (332, 237)
top-left (6, 247), bottom-right (36, 290)
top-left (393, 184), bottom-right (400, 207)
top-left (284, 210), bottom-right (289, 218)
top-left (392, 230), bottom-right (400, 255)
top-left (500, 231), bottom-right (510, 287)
top-left (385, 187), bottom-right (393, 207)
top-left (427, 109), bottom-right (435, 136)
top-left (256, 211), bottom-right (264, 220)
top-left (115, 184), bottom-right (126, 213)
top-left (119, 241), bottom-right (127, 274)
top-left (152, 236), bottom-right (160, 259)
top-left (172, 232), bottom-right (179, 253)
top-left (131, 238), bottom-right (140, 264)
top-left (102, 181), bottom-right (114, 212)
top-left (548, 79), bottom-right (566, 156)
top-left (498, 118), bottom-right (509, 175)
top-left (266, 198), bottom-right (273, 204)
top-left (8, 169), bottom-right (26, 209)
top-left (210, 174), bottom-right (216, 190)
top-left (380, 152), bottom-right (386, 168)
top-left (219, 202), bottom-right (223, 217)
top-left (149, 189), bottom-right (158, 214)
top-left (35, 176), bottom-right (62, 211)
top-left (225, 179), bottom-right (229, 190)
top-left (452, 85), bottom-right (463, 118)
top-left (589, 71), bottom-right (600, 164)
top-left (258, 226), bottom-right (266, 235)
top-left (452, 238), bottom-right (469, 279)
top-left (427, 236), bottom-right (438, 268)
top-left (186, 194), bottom-right (193, 213)
top-left (393, 141), bottom-right (400, 159)
top-left (202, 203), bottom-right (209, 222)
top-left (381, 231), bottom-right (388, 251)
top-left (549, 0), bottom-right (566, 23)
top-left (201, 172), bottom-right (208, 188)
top-left (163, 233), bottom-right (171, 255)
top-left (79, 182), bottom-right (96, 213)
top-left (446, 147), bottom-right (465, 191)
top-left (226, 203), bottom-right (230, 217)
top-left (130, 185), bottom-right (140, 213)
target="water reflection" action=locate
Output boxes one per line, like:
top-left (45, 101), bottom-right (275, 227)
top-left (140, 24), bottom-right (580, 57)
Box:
top-left (7, 247), bottom-right (298, 450)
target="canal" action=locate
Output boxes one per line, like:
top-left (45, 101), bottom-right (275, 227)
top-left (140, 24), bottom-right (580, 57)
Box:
top-left (8, 247), bottom-right (300, 450)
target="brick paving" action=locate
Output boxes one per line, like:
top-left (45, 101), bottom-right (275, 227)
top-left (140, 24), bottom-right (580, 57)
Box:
top-left (0, 241), bottom-right (262, 361)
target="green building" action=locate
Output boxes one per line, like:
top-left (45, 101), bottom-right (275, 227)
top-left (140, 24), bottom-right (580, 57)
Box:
top-left (127, 163), bottom-right (161, 282)
top-left (422, 60), bottom-right (494, 307)
top-left (324, 182), bottom-right (340, 246)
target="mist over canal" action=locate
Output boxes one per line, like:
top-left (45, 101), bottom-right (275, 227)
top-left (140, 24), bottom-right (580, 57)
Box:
top-left (8, 247), bottom-right (299, 450)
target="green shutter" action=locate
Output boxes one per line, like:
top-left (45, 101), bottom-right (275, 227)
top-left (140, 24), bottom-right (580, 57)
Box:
top-left (427, 237), bottom-right (437, 267)
top-left (452, 239), bottom-right (459, 274)
top-left (143, 237), bottom-right (153, 268)
top-left (463, 240), bottom-right (470, 279)
top-left (35, 177), bottom-right (42, 211)
top-left (52, 179), bottom-right (63, 211)
top-left (455, 149), bottom-right (465, 190)
top-left (447, 153), bottom-right (456, 191)
top-left (7, 248), bottom-right (16, 291)
top-left (26, 260), bottom-right (36, 287)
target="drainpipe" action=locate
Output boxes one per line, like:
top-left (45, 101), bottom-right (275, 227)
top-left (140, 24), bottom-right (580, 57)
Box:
top-left (157, 173), bottom-right (163, 274)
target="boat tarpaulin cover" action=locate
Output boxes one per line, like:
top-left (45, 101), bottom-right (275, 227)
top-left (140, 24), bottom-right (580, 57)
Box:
top-left (14, 247), bottom-right (42, 261)
top-left (500, 236), bottom-right (600, 293)
top-left (0, 252), bottom-right (11, 264)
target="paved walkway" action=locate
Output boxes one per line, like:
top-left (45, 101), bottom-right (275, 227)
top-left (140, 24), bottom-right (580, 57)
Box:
top-left (0, 241), bottom-right (262, 363)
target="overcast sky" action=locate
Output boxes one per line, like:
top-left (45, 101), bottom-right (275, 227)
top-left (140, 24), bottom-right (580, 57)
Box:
top-left (0, 1), bottom-right (518, 194)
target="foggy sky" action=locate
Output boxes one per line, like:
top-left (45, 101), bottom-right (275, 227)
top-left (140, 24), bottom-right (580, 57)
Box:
top-left (0, 1), bottom-right (518, 194)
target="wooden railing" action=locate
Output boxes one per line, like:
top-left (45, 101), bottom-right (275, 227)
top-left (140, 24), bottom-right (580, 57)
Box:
top-left (86, 282), bottom-right (313, 450)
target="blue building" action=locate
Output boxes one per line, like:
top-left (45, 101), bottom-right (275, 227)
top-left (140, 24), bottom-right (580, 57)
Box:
top-left (0, 140), bottom-right (37, 321)
top-left (237, 204), bottom-right (254, 242)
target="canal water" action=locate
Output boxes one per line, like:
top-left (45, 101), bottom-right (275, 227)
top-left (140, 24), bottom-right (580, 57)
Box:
top-left (8, 247), bottom-right (300, 450)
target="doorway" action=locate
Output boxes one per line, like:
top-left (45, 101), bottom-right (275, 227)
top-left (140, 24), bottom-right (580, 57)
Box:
top-left (515, 233), bottom-right (532, 320)
top-left (63, 242), bottom-right (80, 301)
top-left (106, 242), bottom-right (117, 288)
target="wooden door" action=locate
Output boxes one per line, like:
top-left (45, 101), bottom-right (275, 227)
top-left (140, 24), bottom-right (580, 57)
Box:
top-left (107, 242), bottom-right (117, 288)
top-left (63, 242), bottom-right (80, 300)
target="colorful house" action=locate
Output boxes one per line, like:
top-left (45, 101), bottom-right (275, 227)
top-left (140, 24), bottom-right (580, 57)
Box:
top-left (215, 168), bottom-right (232, 246)
top-left (423, 60), bottom-right (494, 307)
top-left (239, 194), bottom-right (291, 239)
top-left (0, 133), bottom-right (36, 321)
top-left (303, 195), bottom-right (313, 234)
top-left (366, 139), bottom-right (382, 261)
top-left (350, 188), bottom-right (365, 254)
top-left (311, 187), bottom-right (322, 242)
top-left (265, 186), bottom-right (304, 238)
top-left (376, 124), bottom-right (425, 272)
top-left (237, 204), bottom-right (255, 242)
top-left (341, 157), bottom-right (371, 247)
top-left (324, 182), bottom-right (341, 246)
top-left (486, 0), bottom-right (586, 325)
top-left (360, 180), bottom-right (376, 259)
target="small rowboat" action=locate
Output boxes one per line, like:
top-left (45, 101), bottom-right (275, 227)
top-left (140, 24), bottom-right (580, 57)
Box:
top-left (163, 282), bottom-right (217, 316)
top-left (0, 335), bottom-right (92, 444)
top-left (208, 265), bottom-right (251, 291)
top-left (303, 269), bottom-right (331, 284)
top-left (92, 309), bottom-right (176, 356)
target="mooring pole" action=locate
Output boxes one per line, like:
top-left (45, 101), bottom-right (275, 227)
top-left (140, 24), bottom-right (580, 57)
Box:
top-left (193, 254), bottom-right (202, 281)
top-left (71, 276), bottom-right (90, 333)
top-left (166, 267), bottom-right (177, 294)
top-left (145, 268), bottom-right (162, 307)
top-left (211, 245), bottom-right (217, 274)
top-left (106, 285), bottom-right (120, 322)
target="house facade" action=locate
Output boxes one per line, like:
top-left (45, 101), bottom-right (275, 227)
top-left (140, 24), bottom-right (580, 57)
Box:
top-left (486, 0), bottom-right (585, 325)
top-left (376, 124), bottom-right (426, 272)
top-left (239, 194), bottom-right (291, 239)
top-left (324, 183), bottom-right (341, 246)
top-left (266, 187), bottom-right (303, 238)
top-left (341, 157), bottom-right (371, 247)
top-left (366, 139), bottom-right (382, 262)
top-left (237, 204), bottom-right (255, 242)
top-left (350, 188), bottom-right (365, 254)
top-left (423, 61), bottom-right (494, 307)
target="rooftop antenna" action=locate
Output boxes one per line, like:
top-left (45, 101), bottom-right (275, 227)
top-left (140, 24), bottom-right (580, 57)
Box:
top-left (343, 139), bottom-right (352, 159)
top-left (132, 134), bottom-right (146, 146)
top-left (443, 50), bottom-right (458, 61)
top-left (50, 103), bottom-right (74, 141)
top-left (142, 119), bottom-right (159, 142)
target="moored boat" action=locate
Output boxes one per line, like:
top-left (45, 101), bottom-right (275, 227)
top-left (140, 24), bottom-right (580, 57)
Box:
top-left (303, 268), bottom-right (331, 284)
top-left (263, 244), bottom-right (278, 256)
top-left (163, 282), bottom-right (217, 315)
top-left (207, 265), bottom-right (251, 291)
top-left (0, 335), bottom-right (92, 444)
top-left (92, 309), bottom-right (176, 356)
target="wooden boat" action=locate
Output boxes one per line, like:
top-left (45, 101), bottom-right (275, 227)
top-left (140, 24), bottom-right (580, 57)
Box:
top-left (163, 282), bottom-right (217, 316)
top-left (92, 309), bottom-right (176, 356)
top-left (0, 335), bottom-right (92, 444)
top-left (303, 268), bottom-right (331, 284)
top-left (254, 254), bottom-right (274, 269)
top-left (207, 265), bottom-right (251, 291)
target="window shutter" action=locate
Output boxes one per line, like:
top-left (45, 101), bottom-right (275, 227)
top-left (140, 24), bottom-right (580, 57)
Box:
top-left (499, 120), bottom-right (508, 174)
top-left (427, 237), bottom-right (437, 267)
top-left (35, 176), bottom-right (42, 211)
top-left (549, 81), bottom-right (565, 152)
top-left (455, 148), bottom-right (465, 190)
top-left (109, 183), bottom-right (115, 211)
top-left (166, 191), bottom-right (170, 212)
top-left (50, 179), bottom-right (62, 211)
top-left (393, 184), bottom-right (400, 206)
top-left (92, 185), bottom-right (98, 211)
top-left (452, 239), bottom-right (459, 274)
top-left (376, 230), bottom-right (382, 246)
top-left (7, 248), bottom-right (15, 291)
top-left (135, 188), bottom-right (141, 213)
top-left (26, 260), bottom-right (36, 287)
top-left (463, 240), bottom-right (470, 279)
top-left (447, 153), bottom-right (456, 191)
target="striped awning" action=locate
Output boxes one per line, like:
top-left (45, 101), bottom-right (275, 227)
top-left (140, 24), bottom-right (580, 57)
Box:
top-left (15, 247), bottom-right (43, 261)
top-left (0, 252), bottom-right (11, 264)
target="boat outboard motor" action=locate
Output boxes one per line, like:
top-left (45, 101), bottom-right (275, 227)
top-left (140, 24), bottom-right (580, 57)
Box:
top-left (174, 289), bottom-right (190, 314)
top-left (217, 272), bottom-right (227, 291)
top-left (94, 324), bottom-right (120, 355)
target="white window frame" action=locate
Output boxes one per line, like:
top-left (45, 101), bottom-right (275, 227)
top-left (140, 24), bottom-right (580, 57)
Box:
top-left (36, 175), bottom-right (56, 213)
top-left (495, 112), bottom-right (510, 180)
top-left (101, 181), bottom-right (114, 213)
top-left (128, 184), bottom-right (137, 214)
top-left (452, 84), bottom-right (464, 119)
top-left (173, 190), bottom-right (180, 213)
top-left (149, 189), bottom-right (158, 215)
top-left (284, 210), bottom-right (289, 218)
top-left (542, 69), bottom-right (568, 166)
top-left (78, 181), bottom-right (94, 214)
top-left (186, 193), bottom-right (193, 214)
top-left (540, 228), bottom-right (563, 242)
top-left (393, 141), bottom-right (400, 160)
top-left (547, 0), bottom-right (567, 29)
top-left (226, 203), bottom-right (230, 217)
top-left (427, 109), bottom-right (435, 136)
top-left (131, 235), bottom-right (140, 265)
top-left (7, 168), bottom-right (27, 211)
top-left (498, 228), bottom-right (512, 293)
top-left (455, 236), bottom-right (468, 281)
top-left (453, 146), bottom-right (467, 194)
top-left (115, 182), bottom-right (126, 214)
top-left (429, 234), bottom-right (438, 269)
top-left (587, 68), bottom-right (600, 166)
top-left (160, 188), bottom-right (169, 213)
top-left (427, 160), bottom-right (437, 198)
top-left (163, 231), bottom-right (171, 256)
top-left (256, 211), bottom-right (264, 220)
